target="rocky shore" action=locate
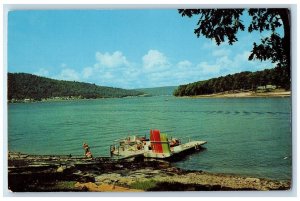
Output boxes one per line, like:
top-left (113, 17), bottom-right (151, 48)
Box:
top-left (7, 152), bottom-right (291, 192)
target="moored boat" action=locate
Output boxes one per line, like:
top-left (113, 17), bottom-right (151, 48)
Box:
top-left (110, 129), bottom-right (207, 159)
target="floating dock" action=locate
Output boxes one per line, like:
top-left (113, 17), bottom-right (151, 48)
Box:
top-left (111, 130), bottom-right (207, 160)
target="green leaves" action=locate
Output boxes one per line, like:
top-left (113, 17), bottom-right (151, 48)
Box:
top-left (248, 9), bottom-right (283, 33)
top-left (249, 33), bottom-right (286, 68)
top-left (180, 9), bottom-right (245, 45)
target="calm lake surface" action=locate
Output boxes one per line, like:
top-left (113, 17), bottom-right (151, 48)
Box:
top-left (8, 96), bottom-right (292, 181)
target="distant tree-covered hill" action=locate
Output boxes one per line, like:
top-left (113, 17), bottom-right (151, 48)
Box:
top-left (174, 67), bottom-right (290, 96)
top-left (136, 86), bottom-right (178, 96)
top-left (8, 73), bottom-right (144, 102)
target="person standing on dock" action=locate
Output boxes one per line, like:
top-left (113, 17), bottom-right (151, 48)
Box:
top-left (82, 142), bottom-right (93, 158)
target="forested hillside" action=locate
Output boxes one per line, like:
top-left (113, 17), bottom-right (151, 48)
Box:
top-left (8, 73), bottom-right (144, 102)
top-left (173, 67), bottom-right (290, 96)
top-left (136, 86), bottom-right (177, 96)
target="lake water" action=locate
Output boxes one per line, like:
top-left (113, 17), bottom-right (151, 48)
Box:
top-left (8, 96), bottom-right (292, 181)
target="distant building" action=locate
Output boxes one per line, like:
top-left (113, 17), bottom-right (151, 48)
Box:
top-left (266, 85), bottom-right (277, 90)
top-left (257, 85), bottom-right (276, 91)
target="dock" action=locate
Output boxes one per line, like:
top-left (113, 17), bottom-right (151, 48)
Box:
top-left (112, 139), bottom-right (207, 160)
top-left (173, 140), bottom-right (207, 154)
top-left (144, 140), bottom-right (207, 159)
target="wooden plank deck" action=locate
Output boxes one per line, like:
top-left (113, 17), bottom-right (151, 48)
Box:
top-left (173, 141), bottom-right (207, 154)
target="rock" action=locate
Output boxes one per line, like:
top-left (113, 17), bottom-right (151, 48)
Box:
top-left (8, 152), bottom-right (291, 191)
top-left (75, 182), bottom-right (143, 192)
top-left (57, 166), bottom-right (67, 173)
top-left (245, 177), bottom-right (260, 183)
top-left (73, 170), bottom-right (82, 175)
top-left (74, 182), bottom-right (88, 191)
top-left (95, 173), bottom-right (121, 183)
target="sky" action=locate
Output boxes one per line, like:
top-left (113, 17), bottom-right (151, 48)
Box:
top-left (8, 9), bottom-right (278, 89)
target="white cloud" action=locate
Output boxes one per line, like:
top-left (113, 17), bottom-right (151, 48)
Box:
top-left (212, 48), bottom-right (231, 57)
top-left (142, 50), bottom-right (170, 72)
top-left (80, 51), bottom-right (142, 88)
top-left (197, 62), bottom-right (221, 74)
top-left (46, 46), bottom-right (275, 89)
top-left (216, 56), bottom-right (232, 68)
top-left (82, 67), bottom-right (93, 79)
top-left (34, 68), bottom-right (49, 77)
top-left (54, 68), bottom-right (80, 81)
top-left (51, 48), bottom-right (263, 88)
top-left (177, 60), bottom-right (192, 69)
top-left (102, 72), bottom-right (114, 80)
top-left (234, 51), bottom-right (250, 62)
top-left (95, 51), bottom-right (129, 68)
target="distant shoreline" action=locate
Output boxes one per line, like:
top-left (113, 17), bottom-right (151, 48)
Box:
top-left (8, 95), bottom-right (146, 104)
top-left (182, 90), bottom-right (291, 99)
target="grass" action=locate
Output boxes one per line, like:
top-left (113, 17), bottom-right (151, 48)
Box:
top-left (52, 181), bottom-right (78, 190)
top-left (129, 179), bottom-right (158, 191)
top-left (33, 181), bottom-right (80, 192)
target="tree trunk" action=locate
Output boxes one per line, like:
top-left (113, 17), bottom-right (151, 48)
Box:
top-left (278, 9), bottom-right (291, 67)
top-left (278, 8), bottom-right (291, 89)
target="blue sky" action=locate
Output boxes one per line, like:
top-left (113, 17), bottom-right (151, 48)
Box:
top-left (8, 9), bottom-right (277, 89)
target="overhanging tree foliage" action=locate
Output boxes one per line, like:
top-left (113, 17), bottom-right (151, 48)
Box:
top-left (178, 8), bottom-right (290, 89)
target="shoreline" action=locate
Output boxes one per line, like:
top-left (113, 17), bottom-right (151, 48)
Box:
top-left (8, 95), bottom-right (143, 104)
top-left (8, 91), bottom-right (291, 104)
top-left (8, 94), bottom-right (152, 104)
top-left (8, 152), bottom-right (291, 192)
top-left (183, 91), bottom-right (291, 99)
